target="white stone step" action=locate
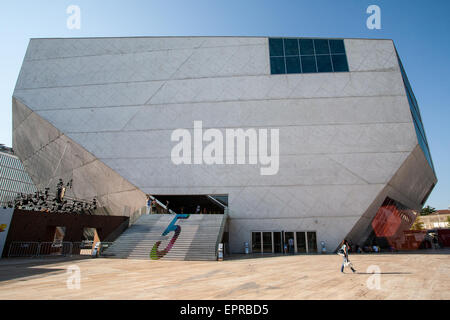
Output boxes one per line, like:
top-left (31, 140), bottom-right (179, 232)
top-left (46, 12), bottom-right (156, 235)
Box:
top-left (103, 214), bottom-right (226, 261)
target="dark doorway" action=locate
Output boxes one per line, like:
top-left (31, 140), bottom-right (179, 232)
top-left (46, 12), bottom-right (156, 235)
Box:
top-left (152, 195), bottom-right (227, 214)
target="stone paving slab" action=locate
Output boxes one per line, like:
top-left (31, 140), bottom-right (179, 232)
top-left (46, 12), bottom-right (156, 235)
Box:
top-left (0, 253), bottom-right (448, 299)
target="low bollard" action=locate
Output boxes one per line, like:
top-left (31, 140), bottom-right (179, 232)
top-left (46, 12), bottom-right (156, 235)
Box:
top-left (321, 241), bottom-right (327, 254)
top-left (244, 242), bottom-right (249, 254)
top-left (217, 243), bottom-right (224, 261)
top-left (91, 242), bottom-right (101, 258)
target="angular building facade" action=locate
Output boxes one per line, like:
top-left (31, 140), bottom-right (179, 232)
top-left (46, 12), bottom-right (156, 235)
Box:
top-left (0, 145), bottom-right (37, 208)
top-left (12, 37), bottom-right (437, 254)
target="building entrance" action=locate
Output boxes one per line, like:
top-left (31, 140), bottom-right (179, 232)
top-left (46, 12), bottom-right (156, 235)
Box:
top-left (251, 231), bottom-right (317, 254)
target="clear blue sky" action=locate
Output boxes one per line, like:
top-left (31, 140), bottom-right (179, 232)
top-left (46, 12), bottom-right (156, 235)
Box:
top-left (0, 0), bottom-right (448, 209)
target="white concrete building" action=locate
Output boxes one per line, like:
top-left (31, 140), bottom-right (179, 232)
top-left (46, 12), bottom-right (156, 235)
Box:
top-left (12, 37), bottom-right (437, 254)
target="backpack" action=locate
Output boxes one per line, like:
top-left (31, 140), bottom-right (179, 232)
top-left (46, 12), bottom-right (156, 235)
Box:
top-left (337, 244), bottom-right (346, 256)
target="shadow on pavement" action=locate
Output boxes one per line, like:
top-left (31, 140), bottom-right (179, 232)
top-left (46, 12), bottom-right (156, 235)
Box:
top-left (354, 272), bottom-right (412, 275)
top-left (0, 267), bottom-right (66, 282)
top-left (0, 256), bottom-right (91, 282)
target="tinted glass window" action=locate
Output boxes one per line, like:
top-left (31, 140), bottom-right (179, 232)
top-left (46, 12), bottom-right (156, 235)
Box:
top-left (269, 38), bottom-right (349, 74)
top-left (329, 39), bottom-right (346, 54)
top-left (270, 57), bottom-right (286, 74)
top-left (284, 38), bottom-right (299, 56)
top-left (397, 52), bottom-right (434, 172)
top-left (269, 38), bottom-right (284, 57)
top-left (286, 56), bottom-right (301, 73)
top-left (316, 55), bottom-right (333, 72)
top-left (301, 55), bottom-right (316, 73)
top-left (331, 54), bottom-right (349, 72)
top-left (314, 39), bottom-right (330, 55)
top-left (299, 39), bottom-right (314, 55)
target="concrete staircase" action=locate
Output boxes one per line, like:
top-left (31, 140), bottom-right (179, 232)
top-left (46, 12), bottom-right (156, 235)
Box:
top-left (102, 214), bottom-right (226, 261)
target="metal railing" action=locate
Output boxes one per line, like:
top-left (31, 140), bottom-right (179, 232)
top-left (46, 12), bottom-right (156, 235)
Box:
top-left (7, 241), bottom-right (114, 258)
top-left (148, 195), bottom-right (176, 214)
top-left (215, 211), bottom-right (228, 260)
top-left (71, 241), bottom-right (94, 256)
top-left (38, 241), bottom-right (72, 256)
top-left (8, 242), bottom-right (40, 257)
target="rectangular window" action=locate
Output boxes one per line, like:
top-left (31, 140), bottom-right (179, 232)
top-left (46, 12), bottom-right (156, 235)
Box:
top-left (269, 38), bottom-right (284, 57)
top-left (299, 39), bottom-right (314, 55)
top-left (286, 56), bottom-right (301, 73)
top-left (313, 39), bottom-right (330, 55)
top-left (269, 38), bottom-right (349, 74)
top-left (316, 55), bottom-right (333, 72)
top-left (270, 57), bottom-right (286, 74)
top-left (284, 38), bottom-right (299, 56)
top-left (331, 54), bottom-right (349, 72)
top-left (329, 39), bottom-right (346, 54)
top-left (301, 55), bottom-right (317, 73)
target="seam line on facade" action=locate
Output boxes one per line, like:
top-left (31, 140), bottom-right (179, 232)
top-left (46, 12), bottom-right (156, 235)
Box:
top-left (24, 43), bottom-right (266, 62)
top-left (16, 94), bottom-right (408, 112)
top-left (61, 121), bottom-right (415, 135)
top-left (97, 151), bottom-right (412, 161)
top-left (14, 70), bottom-right (402, 91)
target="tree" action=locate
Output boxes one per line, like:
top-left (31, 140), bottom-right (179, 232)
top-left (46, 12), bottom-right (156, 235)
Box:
top-left (411, 217), bottom-right (424, 230)
top-left (446, 216), bottom-right (450, 228)
top-left (420, 205), bottom-right (436, 216)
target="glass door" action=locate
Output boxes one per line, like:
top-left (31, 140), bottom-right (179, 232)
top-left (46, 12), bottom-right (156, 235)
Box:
top-left (252, 231), bottom-right (280, 254)
top-left (284, 232), bottom-right (295, 254)
top-left (252, 232), bottom-right (261, 253)
top-left (296, 232), bottom-right (307, 253)
top-left (262, 232), bottom-right (273, 253)
top-left (273, 232), bottom-right (282, 253)
top-left (307, 232), bottom-right (317, 253)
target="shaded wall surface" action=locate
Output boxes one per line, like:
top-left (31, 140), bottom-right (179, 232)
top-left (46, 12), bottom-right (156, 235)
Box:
top-left (2, 209), bottom-right (128, 256)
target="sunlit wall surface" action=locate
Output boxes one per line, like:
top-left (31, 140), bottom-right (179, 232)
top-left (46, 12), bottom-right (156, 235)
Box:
top-left (0, 151), bottom-right (37, 207)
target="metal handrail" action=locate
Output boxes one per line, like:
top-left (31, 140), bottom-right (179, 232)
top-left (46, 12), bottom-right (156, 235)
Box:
top-left (215, 210), bottom-right (228, 260)
top-left (148, 195), bottom-right (176, 214)
top-left (207, 195), bottom-right (227, 209)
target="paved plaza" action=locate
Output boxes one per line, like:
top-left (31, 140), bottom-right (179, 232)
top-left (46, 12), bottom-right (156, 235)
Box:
top-left (0, 252), bottom-right (449, 300)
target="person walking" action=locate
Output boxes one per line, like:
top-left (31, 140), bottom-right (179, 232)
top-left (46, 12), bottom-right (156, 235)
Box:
top-left (338, 239), bottom-right (356, 273)
top-left (151, 198), bottom-right (157, 214)
top-left (146, 195), bottom-right (151, 214)
top-left (288, 237), bottom-right (294, 254)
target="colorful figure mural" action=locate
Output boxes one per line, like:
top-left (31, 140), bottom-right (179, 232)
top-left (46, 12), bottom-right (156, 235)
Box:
top-left (150, 214), bottom-right (190, 260)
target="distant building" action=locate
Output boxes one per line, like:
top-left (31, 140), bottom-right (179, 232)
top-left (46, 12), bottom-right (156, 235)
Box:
top-left (0, 145), bottom-right (37, 207)
top-left (420, 210), bottom-right (450, 229)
